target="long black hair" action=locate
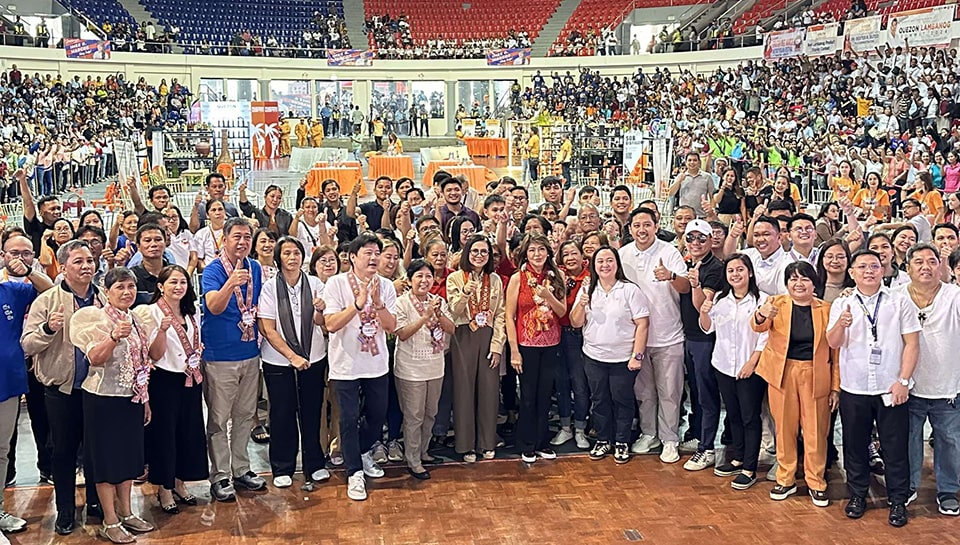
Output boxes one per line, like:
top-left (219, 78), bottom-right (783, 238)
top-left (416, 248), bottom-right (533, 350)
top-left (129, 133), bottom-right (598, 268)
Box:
top-left (585, 245), bottom-right (629, 306)
top-left (814, 239), bottom-right (854, 298)
top-left (150, 264), bottom-right (198, 316)
top-left (715, 253), bottom-right (761, 302)
top-left (516, 232), bottom-right (565, 300)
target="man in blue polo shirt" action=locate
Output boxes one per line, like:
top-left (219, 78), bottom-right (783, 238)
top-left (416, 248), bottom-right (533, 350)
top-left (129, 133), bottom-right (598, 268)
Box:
top-left (0, 234), bottom-right (53, 533)
top-left (201, 217), bottom-right (266, 501)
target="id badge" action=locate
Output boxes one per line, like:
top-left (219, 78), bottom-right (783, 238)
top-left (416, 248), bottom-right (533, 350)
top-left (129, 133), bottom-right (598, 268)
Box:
top-left (869, 346), bottom-right (882, 366)
top-left (474, 312), bottom-right (488, 327)
top-left (241, 310), bottom-right (255, 326)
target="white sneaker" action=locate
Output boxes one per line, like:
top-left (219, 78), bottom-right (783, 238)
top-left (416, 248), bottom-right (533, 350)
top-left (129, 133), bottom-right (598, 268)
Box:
top-left (361, 451), bottom-right (385, 478)
top-left (574, 429), bottom-right (590, 450)
top-left (330, 454), bottom-right (344, 466)
top-left (660, 441), bottom-right (680, 463)
top-left (550, 428), bottom-right (574, 446)
top-left (273, 475), bottom-right (292, 488)
top-left (0, 511), bottom-right (26, 533)
top-left (75, 467), bottom-right (85, 488)
top-left (766, 460), bottom-right (779, 482)
top-left (310, 469), bottom-right (331, 482)
top-left (347, 471), bottom-right (366, 501)
top-left (678, 438), bottom-right (699, 454)
top-left (683, 450), bottom-right (716, 471)
top-left (0, 530), bottom-right (9, 544)
top-left (630, 434), bottom-right (662, 454)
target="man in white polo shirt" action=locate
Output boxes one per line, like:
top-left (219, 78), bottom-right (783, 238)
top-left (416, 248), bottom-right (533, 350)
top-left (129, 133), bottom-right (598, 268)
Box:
top-left (727, 216), bottom-right (789, 295)
top-left (827, 249), bottom-right (919, 527)
top-left (619, 208), bottom-right (690, 464)
top-left (901, 242), bottom-right (960, 516)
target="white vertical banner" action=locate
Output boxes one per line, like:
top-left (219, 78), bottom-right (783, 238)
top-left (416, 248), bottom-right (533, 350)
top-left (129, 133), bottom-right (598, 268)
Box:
top-left (804, 22), bottom-right (840, 57)
top-left (623, 130), bottom-right (644, 180)
top-left (652, 138), bottom-right (672, 199)
top-left (113, 140), bottom-right (141, 182)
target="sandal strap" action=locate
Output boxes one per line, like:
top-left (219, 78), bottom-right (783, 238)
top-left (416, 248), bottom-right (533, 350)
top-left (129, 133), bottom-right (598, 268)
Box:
top-left (103, 521), bottom-right (126, 530)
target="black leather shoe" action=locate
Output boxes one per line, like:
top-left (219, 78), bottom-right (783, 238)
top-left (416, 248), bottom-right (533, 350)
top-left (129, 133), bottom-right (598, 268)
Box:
top-left (407, 467), bottom-right (431, 480)
top-left (889, 503), bottom-right (908, 527)
top-left (845, 496), bottom-right (867, 519)
top-left (55, 511), bottom-right (75, 535)
top-left (86, 503), bottom-right (104, 520)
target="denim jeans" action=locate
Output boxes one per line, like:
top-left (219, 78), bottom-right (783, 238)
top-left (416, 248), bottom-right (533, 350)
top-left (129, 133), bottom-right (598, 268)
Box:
top-left (556, 328), bottom-right (589, 430)
top-left (332, 374), bottom-right (389, 476)
top-left (908, 395), bottom-right (960, 495)
top-left (686, 339), bottom-right (719, 451)
top-left (584, 357), bottom-right (638, 443)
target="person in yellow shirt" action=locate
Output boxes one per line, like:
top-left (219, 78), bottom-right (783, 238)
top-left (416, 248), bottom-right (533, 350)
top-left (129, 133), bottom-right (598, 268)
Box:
top-left (526, 128), bottom-right (540, 182)
top-left (907, 171), bottom-right (944, 223)
top-left (851, 172), bottom-right (890, 221)
top-left (557, 134), bottom-right (573, 188)
top-left (310, 119), bottom-right (324, 148)
top-left (279, 118), bottom-right (292, 156)
top-left (294, 118), bottom-right (308, 148)
top-left (387, 132), bottom-right (403, 154)
top-left (372, 117), bottom-right (385, 151)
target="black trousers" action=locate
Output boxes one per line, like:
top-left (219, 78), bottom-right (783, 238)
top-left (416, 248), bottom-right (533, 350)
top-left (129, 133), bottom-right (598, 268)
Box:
top-left (840, 391), bottom-right (910, 503)
top-left (715, 371), bottom-right (767, 472)
top-left (333, 374), bottom-right (388, 476)
top-left (145, 368), bottom-right (209, 489)
top-left (45, 386), bottom-right (100, 513)
top-left (6, 363), bottom-right (52, 482)
top-left (501, 344), bottom-right (518, 412)
top-left (516, 345), bottom-right (559, 452)
top-left (263, 360), bottom-right (328, 478)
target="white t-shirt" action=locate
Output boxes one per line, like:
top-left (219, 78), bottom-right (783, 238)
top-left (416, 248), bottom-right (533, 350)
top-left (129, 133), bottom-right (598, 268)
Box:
top-left (618, 239), bottom-right (685, 348)
top-left (908, 214), bottom-right (932, 243)
top-left (259, 274), bottom-right (327, 366)
top-left (705, 291), bottom-right (769, 377)
top-left (899, 282), bottom-right (960, 399)
top-left (829, 287), bottom-right (921, 395)
top-left (167, 230), bottom-right (195, 269)
top-left (578, 281), bottom-right (650, 363)
top-left (194, 226), bottom-right (223, 266)
top-left (323, 272), bottom-right (397, 380)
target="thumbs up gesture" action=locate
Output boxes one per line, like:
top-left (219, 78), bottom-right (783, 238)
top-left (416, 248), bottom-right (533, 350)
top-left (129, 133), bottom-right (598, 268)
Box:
top-left (113, 317), bottom-right (133, 340)
top-left (228, 259), bottom-right (250, 289)
top-left (759, 298), bottom-right (779, 320)
top-left (699, 296), bottom-right (715, 315)
top-left (313, 289), bottom-right (326, 312)
top-left (47, 305), bottom-right (65, 332)
top-left (730, 216), bottom-right (745, 239)
top-left (839, 303), bottom-right (853, 328)
top-left (114, 240), bottom-right (133, 266)
top-left (653, 257), bottom-right (672, 282)
top-left (688, 261), bottom-right (702, 288)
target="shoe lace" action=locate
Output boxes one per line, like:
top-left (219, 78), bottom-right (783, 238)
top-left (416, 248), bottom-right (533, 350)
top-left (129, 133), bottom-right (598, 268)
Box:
top-left (690, 451), bottom-right (705, 463)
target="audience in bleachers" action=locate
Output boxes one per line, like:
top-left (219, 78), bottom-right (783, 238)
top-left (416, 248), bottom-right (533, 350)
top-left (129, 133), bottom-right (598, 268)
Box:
top-left (365, 14), bottom-right (531, 60)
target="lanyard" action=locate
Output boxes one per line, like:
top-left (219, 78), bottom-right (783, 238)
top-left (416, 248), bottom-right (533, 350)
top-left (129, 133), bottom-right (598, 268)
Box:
top-left (855, 292), bottom-right (882, 343)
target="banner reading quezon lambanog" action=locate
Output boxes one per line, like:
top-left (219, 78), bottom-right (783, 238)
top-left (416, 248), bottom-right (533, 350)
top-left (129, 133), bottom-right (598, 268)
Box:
top-left (885, 5), bottom-right (954, 48)
top-left (804, 22), bottom-right (840, 57)
top-left (762, 28), bottom-right (804, 61)
top-left (842, 15), bottom-right (881, 53)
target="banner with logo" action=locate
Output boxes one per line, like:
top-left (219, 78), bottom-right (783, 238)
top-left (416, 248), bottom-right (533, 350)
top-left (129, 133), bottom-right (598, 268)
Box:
top-left (623, 130), bottom-right (645, 181)
top-left (461, 119), bottom-right (477, 137)
top-left (326, 49), bottom-right (374, 67)
top-left (886, 5), bottom-right (954, 48)
top-left (485, 119), bottom-right (501, 138)
top-left (804, 22), bottom-right (839, 56)
top-left (842, 15), bottom-right (882, 53)
top-left (486, 48), bottom-right (531, 66)
top-left (762, 28), bottom-right (804, 60)
top-left (64, 39), bottom-right (111, 59)
top-left (251, 101), bottom-right (280, 160)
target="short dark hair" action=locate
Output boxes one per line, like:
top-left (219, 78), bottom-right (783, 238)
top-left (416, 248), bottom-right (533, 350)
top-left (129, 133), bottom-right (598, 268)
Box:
top-left (138, 211), bottom-right (164, 229)
top-left (406, 258), bottom-right (434, 279)
top-left (511, 185), bottom-right (529, 199)
top-left (579, 186), bottom-right (599, 198)
top-left (906, 242), bottom-right (939, 264)
top-left (611, 184), bottom-right (632, 200)
top-left (767, 199), bottom-right (796, 214)
top-left (36, 195), bottom-right (60, 213)
top-left (787, 213), bottom-right (815, 230)
top-left (708, 220), bottom-right (728, 236)
top-left (440, 177), bottom-right (460, 190)
top-left (433, 170), bottom-right (452, 186)
top-left (901, 198), bottom-right (921, 209)
top-left (395, 177), bottom-right (413, 191)
top-left (321, 179), bottom-right (340, 193)
top-left (850, 248), bottom-right (882, 267)
top-left (205, 198), bottom-right (226, 213)
top-left (273, 235), bottom-right (305, 264)
top-left (405, 188), bottom-right (425, 201)
top-left (348, 232), bottom-right (383, 255)
top-left (148, 185), bottom-right (170, 199)
top-left (540, 176), bottom-right (562, 190)
top-left (223, 216), bottom-right (253, 237)
top-left (460, 234), bottom-right (495, 275)
top-left (205, 173), bottom-right (225, 186)
top-left (783, 260), bottom-right (820, 292)
top-left (754, 215), bottom-right (781, 233)
top-left (135, 223), bottom-right (165, 245)
top-left (74, 225), bottom-right (107, 244)
top-left (104, 266), bottom-right (136, 289)
top-left (629, 207), bottom-right (658, 225)
top-left (933, 222), bottom-right (959, 239)
top-left (483, 194), bottom-right (505, 209)
top-left (251, 228), bottom-right (279, 259)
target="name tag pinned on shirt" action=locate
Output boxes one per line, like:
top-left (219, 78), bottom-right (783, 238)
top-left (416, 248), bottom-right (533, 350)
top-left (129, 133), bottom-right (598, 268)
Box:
top-left (869, 346), bottom-right (882, 366)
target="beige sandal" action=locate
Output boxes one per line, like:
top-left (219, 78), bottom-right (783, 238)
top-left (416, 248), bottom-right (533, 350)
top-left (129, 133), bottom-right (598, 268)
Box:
top-left (99, 521), bottom-right (136, 544)
top-left (119, 514), bottom-right (154, 533)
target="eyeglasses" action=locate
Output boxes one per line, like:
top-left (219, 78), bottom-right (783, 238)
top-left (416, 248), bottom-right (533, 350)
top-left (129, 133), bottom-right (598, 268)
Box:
top-left (318, 257), bottom-right (338, 265)
top-left (469, 248), bottom-right (489, 256)
top-left (685, 234), bottom-right (708, 243)
top-left (5, 250), bottom-right (34, 259)
top-left (853, 264), bottom-right (882, 272)
top-left (791, 226), bottom-right (815, 234)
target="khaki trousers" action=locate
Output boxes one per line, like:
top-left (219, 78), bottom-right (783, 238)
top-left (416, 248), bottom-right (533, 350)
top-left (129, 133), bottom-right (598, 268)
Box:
top-left (452, 325), bottom-right (500, 453)
top-left (767, 359), bottom-right (830, 491)
top-left (396, 377), bottom-right (442, 472)
top-left (202, 357), bottom-right (260, 483)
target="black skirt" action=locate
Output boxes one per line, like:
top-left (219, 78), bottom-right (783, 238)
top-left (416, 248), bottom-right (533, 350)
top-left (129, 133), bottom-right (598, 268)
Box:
top-left (82, 391), bottom-right (145, 485)
top-left (145, 368), bottom-right (209, 488)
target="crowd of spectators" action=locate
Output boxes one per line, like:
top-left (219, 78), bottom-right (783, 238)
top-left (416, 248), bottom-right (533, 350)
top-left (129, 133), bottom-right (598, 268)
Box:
top-left (365, 14), bottom-right (531, 60)
top-left (0, 65), bottom-right (192, 202)
top-left (548, 26), bottom-right (619, 57)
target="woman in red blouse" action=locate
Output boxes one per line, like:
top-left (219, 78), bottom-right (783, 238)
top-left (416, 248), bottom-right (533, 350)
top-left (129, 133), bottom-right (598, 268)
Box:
top-left (505, 233), bottom-right (567, 464)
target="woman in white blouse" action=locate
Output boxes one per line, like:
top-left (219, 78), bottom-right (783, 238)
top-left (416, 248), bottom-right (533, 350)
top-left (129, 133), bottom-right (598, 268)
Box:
top-left (194, 199), bottom-right (226, 270)
top-left (568, 247), bottom-right (649, 465)
top-left (161, 206), bottom-right (197, 275)
top-left (134, 265), bottom-right (209, 513)
top-left (290, 196), bottom-right (335, 263)
top-left (699, 253), bottom-right (768, 491)
top-left (258, 237), bottom-right (330, 489)
top-left (394, 259), bottom-right (455, 479)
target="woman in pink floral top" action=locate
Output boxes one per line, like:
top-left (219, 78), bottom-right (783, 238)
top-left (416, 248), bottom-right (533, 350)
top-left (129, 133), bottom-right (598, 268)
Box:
top-left (505, 233), bottom-right (567, 464)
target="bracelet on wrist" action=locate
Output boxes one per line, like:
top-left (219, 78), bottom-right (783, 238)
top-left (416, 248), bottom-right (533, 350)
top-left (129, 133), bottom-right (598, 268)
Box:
top-left (354, 301), bottom-right (362, 311)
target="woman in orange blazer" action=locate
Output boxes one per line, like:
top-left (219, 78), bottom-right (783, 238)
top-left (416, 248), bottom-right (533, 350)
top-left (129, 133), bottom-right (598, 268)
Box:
top-left (751, 261), bottom-right (840, 507)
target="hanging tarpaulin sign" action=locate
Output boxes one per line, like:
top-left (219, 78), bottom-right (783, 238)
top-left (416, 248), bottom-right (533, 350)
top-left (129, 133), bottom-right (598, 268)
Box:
top-left (623, 130), bottom-right (645, 183)
top-left (251, 101), bottom-right (280, 159)
top-left (762, 28), bottom-right (805, 60)
top-left (326, 49), bottom-right (375, 66)
top-left (485, 48), bottom-right (531, 66)
top-left (885, 5), bottom-right (954, 48)
top-left (65, 39), bottom-right (111, 59)
top-left (842, 15), bottom-right (882, 53)
top-left (804, 22), bottom-right (840, 57)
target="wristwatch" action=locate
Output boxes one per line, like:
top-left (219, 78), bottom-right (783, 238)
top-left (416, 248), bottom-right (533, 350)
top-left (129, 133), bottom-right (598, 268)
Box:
top-left (633, 352), bottom-right (645, 362)
top-left (897, 377), bottom-right (910, 387)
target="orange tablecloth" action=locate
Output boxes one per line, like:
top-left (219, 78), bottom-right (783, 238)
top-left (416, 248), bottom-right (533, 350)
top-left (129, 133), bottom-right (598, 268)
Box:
top-left (314, 161), bottom-right (361, 169)
top-left (464, 137), bottom-right (509, 157)
top-left (369, 155), bottom-right (415, 181)
top-left (441, 165), bottom-right (497, 194)
top-left (305, 166), bottom-right (366, 197)
top-left (422, 160), bottom-right (462, 187)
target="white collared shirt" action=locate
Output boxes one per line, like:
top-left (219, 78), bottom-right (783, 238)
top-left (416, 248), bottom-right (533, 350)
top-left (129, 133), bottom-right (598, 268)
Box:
top-left (704, 291), bottom-right (769, 377)
top-left (259, 275), bottom-right (327, 366)
top-left (898, 282), bottom-right (960, 399)
top-left (578, 281), bottom-right (650, 363)
top-left (787, 246), bottom-right (819, 266)
top-left (324, 273), bottom-right (396, 380)
top-left (742, 246), bottom-right (789, 295)
top-left (829, 287), bottom-right (920, 395)
top-left (167, 230), bottom-right (195, 269)
top-left (618, 239), bottom-right (685, 348)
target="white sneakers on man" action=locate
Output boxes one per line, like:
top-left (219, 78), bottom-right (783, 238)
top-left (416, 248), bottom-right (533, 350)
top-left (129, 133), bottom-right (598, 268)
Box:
top-left (361, 451), bottom-right (385, 478)
top-left (630, 434), bottom-right (662, 454)
top-left (272, 476), bottom-right (293, 488)
top-left (660, 441), bottom-right (680, 463)
top-left (574, 429), bottom-right (590, 450)
top-left (550, 428), bottom-right (573, 446)
top-left (311, 469), bottom-right (331, 482)
top-left (347, 471), bottom-right (367, 501)
top-left (683, 450), bottom-right (716, 471)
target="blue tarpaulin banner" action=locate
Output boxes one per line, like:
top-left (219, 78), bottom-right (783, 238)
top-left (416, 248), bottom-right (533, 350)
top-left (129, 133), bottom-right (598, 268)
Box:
top-left (326, 49), bottom-right (375, 66)
top-left (485, 48), bottom-right (531, 66)
top-left (64, 39), bottom-right (111, 59)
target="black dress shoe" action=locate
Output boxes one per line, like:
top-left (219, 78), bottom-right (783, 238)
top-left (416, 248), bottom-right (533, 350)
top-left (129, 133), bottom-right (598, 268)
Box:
top-left (407, 467), bottom-right (431, 480)
top-left (86, 503), bottom-right (104, 520)
top-left (55, 511), bottom-right (75, 535)
top-left (845, 496), bottom-right (867, 519)
top-left (889, 503), bottom-right (908, 527)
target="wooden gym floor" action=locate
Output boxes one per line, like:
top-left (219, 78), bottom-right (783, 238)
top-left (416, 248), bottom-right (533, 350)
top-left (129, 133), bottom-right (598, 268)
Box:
top-left (5, 450), bottom-right (960, 545)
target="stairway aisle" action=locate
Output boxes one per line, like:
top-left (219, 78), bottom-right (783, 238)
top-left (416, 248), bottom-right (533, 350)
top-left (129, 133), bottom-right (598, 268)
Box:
top-left (530, 0), bottom-right (581, 57)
